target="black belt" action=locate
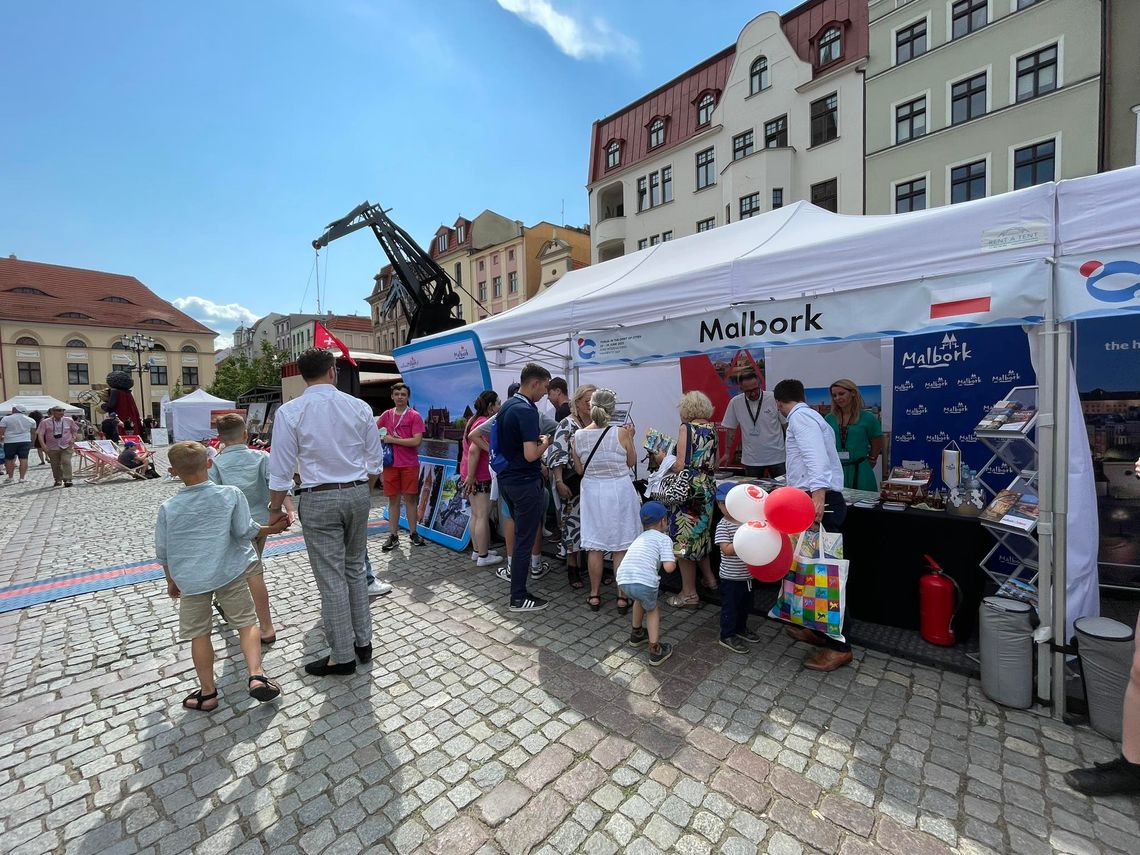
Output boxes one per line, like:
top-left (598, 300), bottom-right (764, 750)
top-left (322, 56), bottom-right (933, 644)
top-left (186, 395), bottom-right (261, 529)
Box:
top-left (295, 479), bottom-right (367, 494)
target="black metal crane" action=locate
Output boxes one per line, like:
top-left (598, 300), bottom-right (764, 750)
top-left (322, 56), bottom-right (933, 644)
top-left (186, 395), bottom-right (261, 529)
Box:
top-left (312, 201), bottom-right (465, 345)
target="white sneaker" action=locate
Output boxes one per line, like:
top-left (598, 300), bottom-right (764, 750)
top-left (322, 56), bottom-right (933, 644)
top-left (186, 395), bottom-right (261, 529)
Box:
top-left (495, 566), bottom-right (511, 581)
top-left (472, 549), bottom-right (501, 560)
top-left (476, 554), bottom-right (504, 567)
top-left (367, 580), bottom-right (393, 597)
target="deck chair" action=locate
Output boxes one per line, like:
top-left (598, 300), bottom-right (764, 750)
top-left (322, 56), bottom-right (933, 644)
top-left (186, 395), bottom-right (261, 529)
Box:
top-left (73, 441), bottom-right (99, 476)
top-left (83, 448), bottom-right (149, 483)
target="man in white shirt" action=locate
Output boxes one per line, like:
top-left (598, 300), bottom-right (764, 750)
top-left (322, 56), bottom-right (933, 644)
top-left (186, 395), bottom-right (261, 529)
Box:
top-left (268, 349), bottom-right (384, 677)
top-left (0, 406), bottom-right (38, 484)
top-left (773, 378), bottom-right (852, 672)
top-left (719, 372), bottom-right (785, 477)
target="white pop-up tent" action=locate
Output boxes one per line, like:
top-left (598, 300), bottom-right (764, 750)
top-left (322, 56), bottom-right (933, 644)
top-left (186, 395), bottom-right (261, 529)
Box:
top-left (167, 389), bottom-right (236, 441)
top-left (0, 395), bottom-right (84, 417)
top-left (410, 166), bottom-right (1140, 714)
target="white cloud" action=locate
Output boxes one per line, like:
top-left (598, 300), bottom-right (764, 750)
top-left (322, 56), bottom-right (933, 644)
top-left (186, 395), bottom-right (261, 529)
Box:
top-left (496, 0), bottom-right (637, 60)
top-left (173, 296), bottom-right (259, 351)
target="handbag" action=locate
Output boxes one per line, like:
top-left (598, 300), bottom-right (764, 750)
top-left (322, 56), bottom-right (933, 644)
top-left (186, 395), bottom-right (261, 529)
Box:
top-left (653, 468), bottom-right (693, 509)
top-left (381, 408), bottom-right (408, 469)
top-left (768, 525), bottom-right (849, 642)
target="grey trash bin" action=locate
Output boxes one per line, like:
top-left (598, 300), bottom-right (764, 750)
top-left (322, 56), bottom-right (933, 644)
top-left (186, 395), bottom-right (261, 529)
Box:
top-left (1075, 616), bottom-right (1136, 741)
top-left (980, 596), bottom-right (1035, 709)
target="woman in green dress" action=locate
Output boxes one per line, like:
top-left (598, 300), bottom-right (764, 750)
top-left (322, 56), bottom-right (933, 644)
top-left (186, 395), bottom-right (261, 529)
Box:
top-left (825, 378), bottom-right (883, 491)
top-left (667, 391), bottom-right (719, 608)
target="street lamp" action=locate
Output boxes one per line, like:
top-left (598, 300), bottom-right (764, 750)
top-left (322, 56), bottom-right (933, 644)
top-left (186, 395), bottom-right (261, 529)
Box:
top-left (120, 332), bottom-right (155, 421)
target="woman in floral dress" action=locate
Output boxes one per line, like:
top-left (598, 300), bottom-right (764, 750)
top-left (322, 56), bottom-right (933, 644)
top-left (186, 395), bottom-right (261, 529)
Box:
top-left (667, 391), bottom-right (719, 608)
top-left (548, 384), bottom-right (596, 589)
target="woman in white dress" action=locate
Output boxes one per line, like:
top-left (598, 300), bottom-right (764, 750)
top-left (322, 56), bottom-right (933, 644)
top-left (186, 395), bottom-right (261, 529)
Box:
top-left (572, 388), bottom-right (641, 613)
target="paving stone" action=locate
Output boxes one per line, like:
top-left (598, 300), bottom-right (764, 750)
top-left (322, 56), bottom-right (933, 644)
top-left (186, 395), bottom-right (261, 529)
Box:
top-left (427, 816), bottom-right (488, 855)
top-left (819, 794), bottom-right (875, 837)
top-left (769, 798), bottom-right (840, 853)
top-left (474, 780), bottom-right (531, 828)
top-left (496, 789), bottom-right (571, 855)
top-left (518, 744), bottom-right (575, 791)
top-left (643, 815), bottom-right (681, 850)
top-left (767, 831), bottom-right (804, 855)
top-left (875, 816), bottom-right (956, 855)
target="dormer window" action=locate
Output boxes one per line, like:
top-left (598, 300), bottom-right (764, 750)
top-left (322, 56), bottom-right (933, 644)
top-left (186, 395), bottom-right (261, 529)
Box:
top-left (99, 295), bottom-right (132, 303)
top-left (140, 318), bottom-right (175, 326)
top-left (647, 118), bottom-right (665, 149)
top-left (697, 92), bottom-right (715, 126)
top-left (457, 224), bottom-right (466, 243)
top-left (750, 57), bottom-right (769, 95)
top-left (437, 234), bottom-right (449, 253)
top-left (818, 26), bottom-right (842, 66)
top-left (7, 286), bottom-right (49, 295)
top-left (57, 312), bottom-right (93, 319)
top-left (606, 140), bottom-right (621, 169)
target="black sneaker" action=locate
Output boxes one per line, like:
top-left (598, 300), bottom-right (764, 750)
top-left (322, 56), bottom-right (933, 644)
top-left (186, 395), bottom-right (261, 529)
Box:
top-left (738, 627), bottom-right (762, 644)
top-left (1064, 756), bottom-right (1140, 796)
top-left (509, 595), bottom-right (549, 612)
top-left (304, 658), bottom-right (357, 676)
top-left (530, 560), bottom-right (552, 580)
top-left (410, 533), bottom-right (425, 546)
top-left (629, 627), bottom-right (648, 648)
top-left (495, 566), bottom-right (512, 582)
top-left (381, 534), bottom-right (400, 552)
top-left (647, 642), bottom-right (673, 666)
top-left (718, 636), bottom-right (749, 654)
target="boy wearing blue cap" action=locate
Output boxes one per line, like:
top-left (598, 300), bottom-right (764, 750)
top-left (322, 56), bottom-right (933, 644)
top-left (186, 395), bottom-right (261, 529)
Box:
top-left (615, 501), bottom-right (677, 665)
top-left (716, 481), bottom-right (762, 654)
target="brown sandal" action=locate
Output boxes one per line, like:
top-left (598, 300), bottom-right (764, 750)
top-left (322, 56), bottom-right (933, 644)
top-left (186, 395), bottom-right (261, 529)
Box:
top-left (667, 593), bottom-right (701, 609)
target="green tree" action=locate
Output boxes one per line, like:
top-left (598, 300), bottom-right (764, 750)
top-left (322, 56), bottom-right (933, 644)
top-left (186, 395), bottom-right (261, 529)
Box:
top-left (209, 340), bottom-right (289, 401)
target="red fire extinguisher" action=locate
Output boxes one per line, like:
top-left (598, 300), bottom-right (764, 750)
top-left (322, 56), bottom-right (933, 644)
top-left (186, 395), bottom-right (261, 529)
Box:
top-left (920, 555), bottom-right (961, 646)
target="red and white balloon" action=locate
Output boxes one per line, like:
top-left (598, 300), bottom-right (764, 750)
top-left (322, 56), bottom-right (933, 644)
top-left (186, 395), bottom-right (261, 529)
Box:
top-left (732, 519), bottom-right (784, 566)
top-left (725, 483), bottom-right (768, 524)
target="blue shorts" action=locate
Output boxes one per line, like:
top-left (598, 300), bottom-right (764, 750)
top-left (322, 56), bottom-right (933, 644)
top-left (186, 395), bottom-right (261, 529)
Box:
top-left (622, 582), bottom-right (659, 612)
top-left (3, 442), bottom-right (31, 461)
top-left (499, 498), bottom-right (512, 521)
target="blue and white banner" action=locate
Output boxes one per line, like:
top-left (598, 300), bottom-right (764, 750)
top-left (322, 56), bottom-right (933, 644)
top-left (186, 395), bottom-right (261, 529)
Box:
top-left (890, 327), bottom-right (1035, 491)
top-left (1058, 246), bottom-right (1140, 321)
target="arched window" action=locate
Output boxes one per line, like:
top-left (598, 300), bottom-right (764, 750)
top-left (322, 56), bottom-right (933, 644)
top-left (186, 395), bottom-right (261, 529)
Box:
top-left (606, 141), bottom-right (621, 169)
top-left (66, 339), bottom-right (87, 348)
top-left (818, 26), bottom-right (841, 66)
top-left (697, 93), bottom-right (715, 126)
top-left (181, 345), bottom-right (197, 353)
top-left (57, 312), bottom-right (93, 319)
top-left (647, 119), bottom-right (665, 149)
top-left (16, 336), bottom-right (37, 345)
top-left (99, 295), bottom-right (132, 303)
top-left (152, 343), bottom-right (166, 351)
top-left (111, 341), bottom-right (129, 349)
top-left (140, 318), bottom-right (175, 326)
top-left (750, 57), bottom-right (769, 94)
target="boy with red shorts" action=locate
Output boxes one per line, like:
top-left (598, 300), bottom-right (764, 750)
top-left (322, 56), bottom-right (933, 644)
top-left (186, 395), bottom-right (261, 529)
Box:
top-left (377, 383), bottom-right (425, 550)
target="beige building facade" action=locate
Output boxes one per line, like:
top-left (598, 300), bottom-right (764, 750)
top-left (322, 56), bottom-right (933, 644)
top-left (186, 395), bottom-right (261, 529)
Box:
top-left (865, 0), bottom-right (1106, 213)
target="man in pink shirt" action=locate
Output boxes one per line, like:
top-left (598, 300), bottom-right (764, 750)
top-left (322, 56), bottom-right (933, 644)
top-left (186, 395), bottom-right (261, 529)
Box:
top-left (377, 383), bottom-right (425, 551)
top-left (36, 405), bottom-right (79, 487)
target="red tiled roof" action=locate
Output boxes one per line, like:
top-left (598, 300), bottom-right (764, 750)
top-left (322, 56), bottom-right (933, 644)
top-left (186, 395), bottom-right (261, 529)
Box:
top-left (0, 257), bottom-right (216, 336)
top-left (326, 314), bottom-right (373, 333)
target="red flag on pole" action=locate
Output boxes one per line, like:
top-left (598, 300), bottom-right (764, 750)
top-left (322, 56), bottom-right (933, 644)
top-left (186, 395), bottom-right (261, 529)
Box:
top-left (314, 320), bottom-right (357, 366)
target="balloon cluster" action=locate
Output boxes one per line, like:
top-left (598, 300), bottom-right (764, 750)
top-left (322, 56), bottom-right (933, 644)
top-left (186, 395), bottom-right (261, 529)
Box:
top-left (726, 484), bottom-right (816, 582)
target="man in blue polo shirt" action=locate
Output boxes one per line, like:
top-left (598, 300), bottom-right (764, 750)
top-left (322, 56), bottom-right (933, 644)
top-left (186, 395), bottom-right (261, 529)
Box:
top-left (496, 362), bottom-right (552, 612)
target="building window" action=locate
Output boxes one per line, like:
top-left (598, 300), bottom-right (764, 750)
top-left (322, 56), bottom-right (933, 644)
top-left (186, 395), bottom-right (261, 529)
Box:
top-left (508, 248), bottom-right (514, 261)
top-left (648, 118), bottom-right (665, 149)
top-left (739, 193), bottom-right (761, 220)
top-left (811, 179), bottom-right (838, 212)
top-left (732, 130), bottom-right (755, 161)
top-left (1017, 0), bottom-right (1040, 7)
top-left (951, 72), bottom-right (987, 125)
top-left (18, 362), bottom-right (41, 384)
top-left (818, 26), bottom-right (842, 66)
top-left (649, 234), bottom-right (660, 246)
top-left (478, 259), bottom-right (485, 271)
top-left (182, 366), bottom-right (199, 387)
top-left (1016, 45), bottom-right (1057, 102)
top-left (67, 339), bottom-right (87, 348)
top-left (7, 287), bottom-right (48, 295)
top-left (895, 96), bottom-right (927, 143)
top-left (16, 336), bottom-right (38, 345)
top-left (100, 295), bottom-right (131, 303)
top-left (696, 148), bottom-right (715, 189)
top-left (649, 171), bottom-right (661, 207)
top-left (437, 234), bottom-right (448, 253)
top-left (638, 239), bottom-right (649, 250)
top-left (696, 217), bottom-right (715, 233)
top-left (457, 224), bottom-right (465, 243)
top-left (508, 271), bottom-right (519, 294)
top-left (181, 345), bottom-right (197, 354)
top-left (493, 276), bottom-right (502, 298)
top-left (606, 141), bottom-right (620, 169)
top-left (764, 115), bottom-right (787, 148)
top-left (57, 312), bottom-right (92, 319)
top-left (810, 94), bottom-right (838, 146)
top-left (493, 253), bottom-right (500, 266)
top-left (951, 159), bottom-right (987, 203)
top-left (454, 262), bottom-right (462, 285)
top-left (150, 364), bottom-right (168, 386)
top-left (67, 363), bottom-right (89, 385)
top-left (637, 176), bottom-right (648, 211)
top-left (895, 178), bottom-right (927, 212)
top-left (478, 281), bottom-right (487, 301)
top-left (772, 188), bottom-right (784, 209)
top-left (456, 303), bottom-right (464, 319)
top-left (697, 93), bottom-right (715, 126)
top-left (895, 20), bottom-right (927, 64)
top-left (750, 57), bottom-right (769, 94)
top-left (951, 0), bottom-right (987, 39)
top-left (662, 231), bottom-right (673, 242)
top-left (1014, 140), bottom-right (1056, 189)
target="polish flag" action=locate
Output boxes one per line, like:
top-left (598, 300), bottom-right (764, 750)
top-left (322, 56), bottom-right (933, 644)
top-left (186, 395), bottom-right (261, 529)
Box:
top-left (928, 285), bottom-right (992, 320)
top-left (314, 321), bottom-right (357, 366)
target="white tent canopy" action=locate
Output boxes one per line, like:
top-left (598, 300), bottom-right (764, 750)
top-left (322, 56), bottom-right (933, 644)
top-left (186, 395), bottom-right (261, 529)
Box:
top-left (167, 388), bottom-right (236, 441)
top-left (0, 395), bottom-right (83, 417)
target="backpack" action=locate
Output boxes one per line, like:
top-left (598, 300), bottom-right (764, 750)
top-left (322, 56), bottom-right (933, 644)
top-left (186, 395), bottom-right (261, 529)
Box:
top-left (488, 402), bottom-right (513, 475)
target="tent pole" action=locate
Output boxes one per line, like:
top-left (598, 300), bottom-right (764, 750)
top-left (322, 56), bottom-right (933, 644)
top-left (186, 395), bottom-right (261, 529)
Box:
top-left (1052, 319), bottom-right (1072, 720)
top-left (1035, 316), bottom-right (1056, 709)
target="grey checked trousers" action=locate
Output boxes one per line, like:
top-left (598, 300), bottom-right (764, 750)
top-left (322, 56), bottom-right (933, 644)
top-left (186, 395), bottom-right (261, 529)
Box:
top-left (297, 483), bottom-right (372, 663)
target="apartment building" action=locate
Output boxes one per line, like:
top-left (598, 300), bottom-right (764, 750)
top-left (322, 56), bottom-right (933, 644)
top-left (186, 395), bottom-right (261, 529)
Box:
top-left (231, 312), bottom-right (283, 360)
top-left (865, 0), bottom-right (1112, 213)
top-left (287, 314), bottom-right (374, 359)
top-left (0, 256), bottom-right (216, 416)
top-left (586, 0), bottom-right (868, 262)
top-left (271, 313), bottom-right (322, 355)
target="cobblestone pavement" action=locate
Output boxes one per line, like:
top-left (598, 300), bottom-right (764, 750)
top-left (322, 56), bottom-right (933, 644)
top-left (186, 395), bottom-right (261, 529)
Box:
top-left (1, 454), bottom-right (1138, 855)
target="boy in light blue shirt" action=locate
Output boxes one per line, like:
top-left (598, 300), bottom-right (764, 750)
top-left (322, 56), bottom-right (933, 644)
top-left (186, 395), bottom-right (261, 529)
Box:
top-left (157, 441), bottom-right (289, 712)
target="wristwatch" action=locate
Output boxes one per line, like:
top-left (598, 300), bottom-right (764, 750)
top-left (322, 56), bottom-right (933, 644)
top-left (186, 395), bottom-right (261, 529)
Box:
top-left (267, 503), bottom-right (283, 512)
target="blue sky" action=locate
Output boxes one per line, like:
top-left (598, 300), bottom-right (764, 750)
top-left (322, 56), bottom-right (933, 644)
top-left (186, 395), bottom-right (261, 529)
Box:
top-left (1, 0), bottom-right (783, 347)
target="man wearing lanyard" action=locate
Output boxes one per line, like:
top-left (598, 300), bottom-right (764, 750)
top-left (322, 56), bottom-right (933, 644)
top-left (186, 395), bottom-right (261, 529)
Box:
top-left (268, 349), bottom-right (384, 677)
top-left (36, 405), bottom-right (79, 487)
top-left (719, 372), bottom-right (785, 477)
top-left (772, 378), bottom-right (852, 672)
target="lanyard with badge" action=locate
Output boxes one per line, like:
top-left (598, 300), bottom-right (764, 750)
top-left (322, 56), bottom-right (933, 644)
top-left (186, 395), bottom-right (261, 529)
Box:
top-left (743, 391), bottom-right (764, 436)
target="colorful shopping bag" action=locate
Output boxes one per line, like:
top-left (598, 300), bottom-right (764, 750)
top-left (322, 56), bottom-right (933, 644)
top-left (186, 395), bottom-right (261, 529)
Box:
top-left (767, 526), bottom-right (849, 642)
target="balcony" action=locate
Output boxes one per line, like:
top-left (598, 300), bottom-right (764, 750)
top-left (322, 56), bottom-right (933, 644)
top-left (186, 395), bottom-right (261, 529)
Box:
top-left (593, 215), bottom-right (627, 247)
top-left (597, 239), bottom-right (625, 263)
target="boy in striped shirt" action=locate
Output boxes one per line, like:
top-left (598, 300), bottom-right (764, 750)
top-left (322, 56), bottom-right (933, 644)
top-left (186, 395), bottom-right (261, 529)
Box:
top-left (715, 482), bottom-right (762, 654)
